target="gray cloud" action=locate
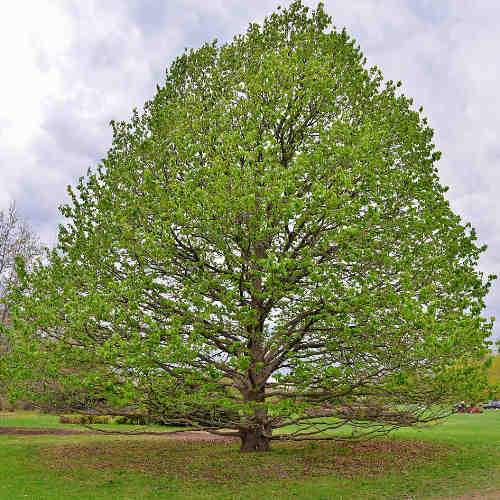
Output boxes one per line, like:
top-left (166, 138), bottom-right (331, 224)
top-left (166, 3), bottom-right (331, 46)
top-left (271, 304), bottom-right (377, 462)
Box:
top-left (0, 0), bottom-right (498, 343)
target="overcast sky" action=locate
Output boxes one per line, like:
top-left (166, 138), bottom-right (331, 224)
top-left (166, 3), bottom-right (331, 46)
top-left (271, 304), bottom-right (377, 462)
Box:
top-left (0, 0), bottom-right (498, 343)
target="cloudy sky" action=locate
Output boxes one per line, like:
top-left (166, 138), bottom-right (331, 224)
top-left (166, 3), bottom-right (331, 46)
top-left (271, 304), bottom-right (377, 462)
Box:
top-left (0, 0), bottom-right (499, 343)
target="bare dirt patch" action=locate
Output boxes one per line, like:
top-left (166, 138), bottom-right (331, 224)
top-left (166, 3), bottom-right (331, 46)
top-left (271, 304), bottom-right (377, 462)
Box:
top-left (0, 426), bottom-right (235, 440)
top-left (42, 437), bottom-right (448, 484)
top-left (0, 426), bottom-right (88, 436)
top-left (147, 430), bottom-right (237, 443)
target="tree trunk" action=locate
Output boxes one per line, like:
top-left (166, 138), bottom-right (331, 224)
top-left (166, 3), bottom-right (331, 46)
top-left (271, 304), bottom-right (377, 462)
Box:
top-left (239, 394), bottom-right (272, 452)
top-left (240, 427), bottom-right (271, 452)
top-left (240, 236), bottom-right (271, 452)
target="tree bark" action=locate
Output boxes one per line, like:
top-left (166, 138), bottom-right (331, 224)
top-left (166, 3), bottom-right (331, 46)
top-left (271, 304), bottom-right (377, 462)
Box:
top-left (239, 389), bottom-right (272, 452)
top-left (239, 427), bottom-right (271, 452)
top-left (238, 231), bottom-right (272, 452)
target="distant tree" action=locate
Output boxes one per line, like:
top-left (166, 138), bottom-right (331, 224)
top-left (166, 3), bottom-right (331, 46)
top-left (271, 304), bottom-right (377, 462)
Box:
top-left (487, 355), bottom-right (500, 398)
top-left (0, 202), bottom-right (41, 326)
top-left (5, 1), bottom-right (494, 451)
top-left (0, 202), bottom-right (41, 408)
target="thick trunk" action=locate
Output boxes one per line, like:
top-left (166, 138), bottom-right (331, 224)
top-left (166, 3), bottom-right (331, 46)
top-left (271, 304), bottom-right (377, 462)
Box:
top-left (240, 427), bottom-right (271, 452)
top-left (239, 395), bottom-right (272, 452)
top-left (240, 238), bottom-right (272, 452)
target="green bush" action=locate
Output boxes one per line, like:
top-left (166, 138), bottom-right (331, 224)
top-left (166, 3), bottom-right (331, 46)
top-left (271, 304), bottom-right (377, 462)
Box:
top-left (114, 415), bottom-right (152, 425)
top-left (59, 414), bottom-right (113, 425)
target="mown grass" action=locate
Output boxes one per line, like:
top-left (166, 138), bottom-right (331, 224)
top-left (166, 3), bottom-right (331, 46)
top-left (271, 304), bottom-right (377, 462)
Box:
top-left (0, 410), bottom-right (183, 433)
top-left (1, 411), bottom-right (499, 499)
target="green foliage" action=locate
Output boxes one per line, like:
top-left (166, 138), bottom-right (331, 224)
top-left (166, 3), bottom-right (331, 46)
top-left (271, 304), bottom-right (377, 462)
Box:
top-left (3, 1), bottom-right (494, 449)
top-left (59, 414), bottom-right (113, 425)
top-left (487, 355), bottom-right (500, 397)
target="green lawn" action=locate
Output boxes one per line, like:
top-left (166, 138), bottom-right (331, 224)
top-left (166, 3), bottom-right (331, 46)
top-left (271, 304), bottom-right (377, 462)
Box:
top-left (0, 411), bottom-right (183, 433)
top-left (1, 411), bottom-right (499, 499)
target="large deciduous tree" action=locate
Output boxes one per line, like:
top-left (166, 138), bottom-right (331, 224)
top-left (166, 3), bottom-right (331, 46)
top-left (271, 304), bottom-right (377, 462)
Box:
top-left (5, 1), bottom-right (494, 451)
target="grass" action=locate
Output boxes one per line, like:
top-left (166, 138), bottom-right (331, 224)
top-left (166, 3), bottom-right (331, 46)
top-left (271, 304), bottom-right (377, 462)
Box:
top-left (0, 411), bottom-right (499, 499)
top-left (0, 410), bottom-right (184, 433)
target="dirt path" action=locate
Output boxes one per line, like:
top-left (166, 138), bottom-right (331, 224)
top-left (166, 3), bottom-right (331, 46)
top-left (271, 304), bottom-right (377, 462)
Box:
top-left (0, 427), bottom-right (89, 436)
top-left (146, 430), bottom-right (237, 443)
top-left (0, 426), bottom-right (236, 442)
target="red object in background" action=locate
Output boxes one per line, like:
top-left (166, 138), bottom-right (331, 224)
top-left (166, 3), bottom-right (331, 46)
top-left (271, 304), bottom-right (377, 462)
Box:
top-left (467, 406), bottom-right (483, 414)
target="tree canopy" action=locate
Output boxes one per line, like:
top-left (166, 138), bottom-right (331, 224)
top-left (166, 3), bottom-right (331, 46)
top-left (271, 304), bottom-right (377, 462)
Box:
top-left (4, 1), bottom-right (494, 451)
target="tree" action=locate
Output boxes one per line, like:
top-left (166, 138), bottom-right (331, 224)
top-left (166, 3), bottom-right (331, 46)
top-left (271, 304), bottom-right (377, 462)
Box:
top-left (487, 355), bottom-right (500, 397)
top-left (0, 202), bottom-right (41, 326)
top-left (5, 1), bottom-right (494, 451)
top-left (0, 202), bottom-right (41, 408)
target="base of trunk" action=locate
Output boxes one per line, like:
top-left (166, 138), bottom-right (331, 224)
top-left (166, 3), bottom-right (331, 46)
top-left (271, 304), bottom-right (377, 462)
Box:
top-left (240, 429), bottom-right (271, 452)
